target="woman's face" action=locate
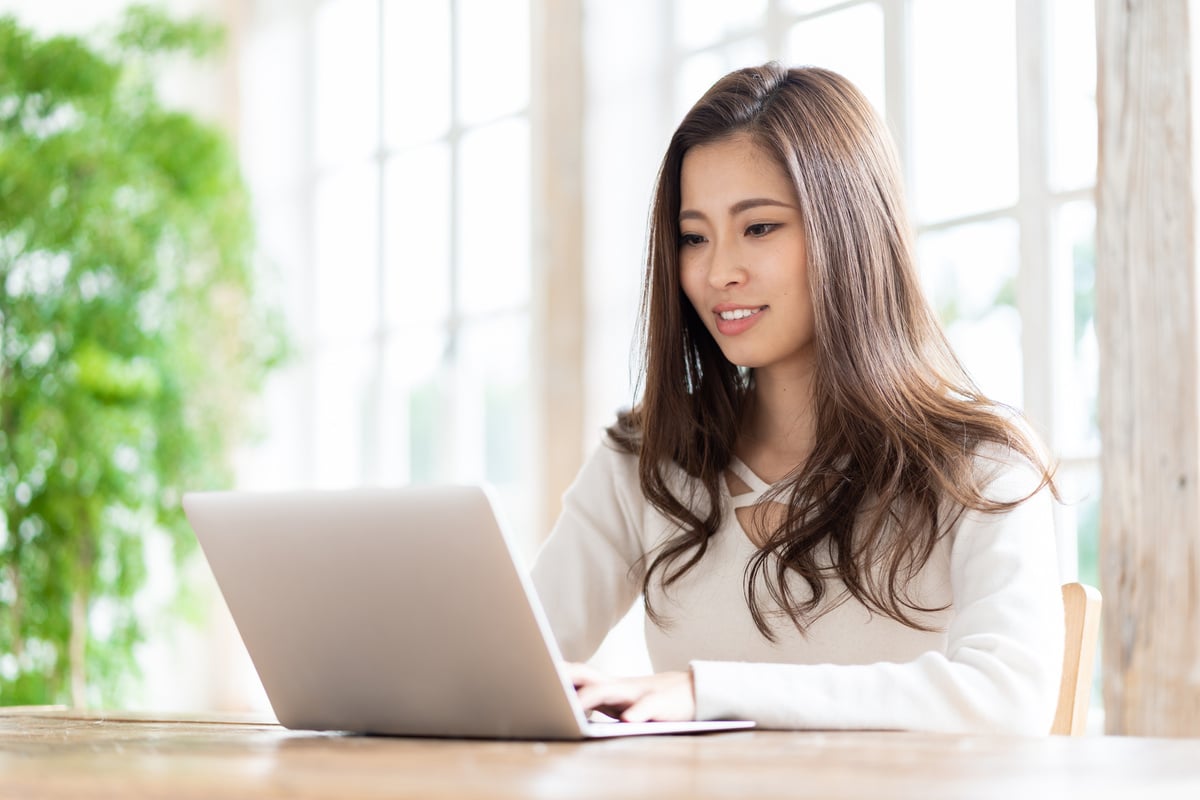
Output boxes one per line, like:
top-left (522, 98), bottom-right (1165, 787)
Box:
top-left (678, 134), bottom-right (815, 376)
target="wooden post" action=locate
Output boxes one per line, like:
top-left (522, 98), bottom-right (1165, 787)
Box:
top-left (1096, 0), bottom-right (1200, 736)
top-left (530, 0), bottom-right (586, 542)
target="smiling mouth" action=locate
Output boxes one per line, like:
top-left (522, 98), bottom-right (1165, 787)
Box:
top-left (717, 307), bottom-right (765, 321)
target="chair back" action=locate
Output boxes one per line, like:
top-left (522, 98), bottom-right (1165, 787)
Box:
top-left (1051, 582), bottom-right (1102, 735)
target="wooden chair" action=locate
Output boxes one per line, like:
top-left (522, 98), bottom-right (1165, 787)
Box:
top-left (1050, 582), bottom-right (1102, 735)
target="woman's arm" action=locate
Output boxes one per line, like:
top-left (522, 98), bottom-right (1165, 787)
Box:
top-left (531, 442), bottom-right (648, 662)
top-left (564, 459), bottom-right (1064, 734)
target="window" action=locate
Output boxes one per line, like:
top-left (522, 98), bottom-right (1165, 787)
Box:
top-left (240, 0), bottom-right (535, 543)
top-left (236, 0), bottom-right (1098, 700)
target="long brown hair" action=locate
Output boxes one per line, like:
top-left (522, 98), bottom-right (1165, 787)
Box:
top-left (609, 63), bottom-right (1055, 639)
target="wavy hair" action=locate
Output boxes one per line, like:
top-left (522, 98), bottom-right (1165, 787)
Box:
top-left (608, 63), bottom-right (1055, 639)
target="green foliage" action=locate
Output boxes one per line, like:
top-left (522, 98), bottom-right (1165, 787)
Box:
top-left (0, 7), bottom-right (285, 706)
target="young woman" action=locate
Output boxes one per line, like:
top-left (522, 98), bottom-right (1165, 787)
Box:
top-left (532, 64), bottom-right (1063, 734)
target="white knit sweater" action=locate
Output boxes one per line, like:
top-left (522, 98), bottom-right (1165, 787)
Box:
top-left (531, 440), bottom-right (1064, 734)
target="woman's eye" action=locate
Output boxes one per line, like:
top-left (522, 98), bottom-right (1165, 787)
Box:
top-left (746, 223), bottom-right (778, 238)
top-left (679, 233), bottom-right (706, 247)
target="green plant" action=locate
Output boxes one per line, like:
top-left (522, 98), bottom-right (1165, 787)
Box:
top-left (0, 6), bottom-right (285, 706)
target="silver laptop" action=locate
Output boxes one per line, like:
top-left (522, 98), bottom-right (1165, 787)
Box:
top-left (182, 485), bottom-right (754, 739)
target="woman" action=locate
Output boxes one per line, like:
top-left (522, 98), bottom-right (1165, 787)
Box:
top-left (532, 63), bottom-right (1063, 734)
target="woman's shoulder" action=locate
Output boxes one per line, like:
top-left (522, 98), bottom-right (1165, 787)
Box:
top-left (577, 427), bottom-right (700, 506)
top-left (595, 432), bottom-right (640, 472)
top-left (967, 421), bottom-right (1053, 505)
top-left (566, 432), bottom-right (643, 500)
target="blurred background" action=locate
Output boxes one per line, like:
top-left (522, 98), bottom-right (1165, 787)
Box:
top-left (0, 0), bottom-right (1098, 715)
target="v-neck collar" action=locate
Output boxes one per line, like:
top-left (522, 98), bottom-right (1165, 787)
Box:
top-left (725, 456), bottom-right (779, 508)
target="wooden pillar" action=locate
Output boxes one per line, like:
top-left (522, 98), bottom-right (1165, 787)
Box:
top-left (530, 0), bottom-right (585, 541)
top-left (1096, 0), bottom-right (1200, 736)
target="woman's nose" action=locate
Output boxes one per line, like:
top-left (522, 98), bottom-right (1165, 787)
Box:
top-left (708, 242), bottom-right (747, 289)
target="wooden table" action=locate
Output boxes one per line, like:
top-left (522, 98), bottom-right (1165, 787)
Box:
top-left (1, 708), bottom-right (1199, 799)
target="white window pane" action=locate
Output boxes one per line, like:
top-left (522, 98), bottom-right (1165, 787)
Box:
top-left (675, 0), bottom-right (767, 50)
top-left (235, 360), bottom-right (311, 490)
top-left (918, 219), bottom-right (1022, 409)
top-left (383, 0), bottom-right (451, 147)
top-left (378, 330), bottom-right (449, 485)
top-left (911, 0), bottom-right (1018, 223)
top-left (457, 0), bottom-right (530, 125)
top-left (241, 16), bottom-right (306, 192)
top-left (678, 51), bottom-right (727, 119)
top-left (313, 343), bottom-right (375, 488)
top-left (1049, 0), bottom-right (1097, 192)
top-left (1056, 201), bottom-right (1098, 455)
top-left (1059, 464), bottom-right (1100, 587)
top-left (457, 316), bottom-right (531, 485)
top-left (313, 0), bottom-right (380, 166)
top-left (785, 3), bottom-right (885, 116)
top-left (458, 119), bottom-right (530, 314)
top-left (384, 144), bottom-right (452, 328)
top-left (675, 39), bottom-right (770, 122)
top-left (785, 0), bottom-right (857, 15)
top-left (252, 190), bottom-right (308, 337)
top-left (584, 1), bottom-right (660, 86)
top-left (314, 165), bottom-right (380, 342)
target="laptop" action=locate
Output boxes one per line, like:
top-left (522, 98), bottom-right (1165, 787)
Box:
top-left (182, 484), bottom-right (754, 740)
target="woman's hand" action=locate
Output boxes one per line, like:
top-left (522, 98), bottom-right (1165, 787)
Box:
top-left (564, 662), bottom-right (697, 723)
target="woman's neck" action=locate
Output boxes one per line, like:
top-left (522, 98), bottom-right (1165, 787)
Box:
top-left (737, 361), bottom-right (817, 484)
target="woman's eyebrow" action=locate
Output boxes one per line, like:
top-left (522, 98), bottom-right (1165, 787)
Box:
top-left (679, 197), bottom-right (796, 223)
top-left (729, 197), bottom-right (795, 215)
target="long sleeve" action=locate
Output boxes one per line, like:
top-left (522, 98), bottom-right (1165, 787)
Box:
top-left (691, 461), bottom-right (1065, 735)
top-left (531, 442), bottom-right (648, 662)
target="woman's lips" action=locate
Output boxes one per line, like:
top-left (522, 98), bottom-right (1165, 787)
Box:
top-left (713, 306), bottom-right (766, 336)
